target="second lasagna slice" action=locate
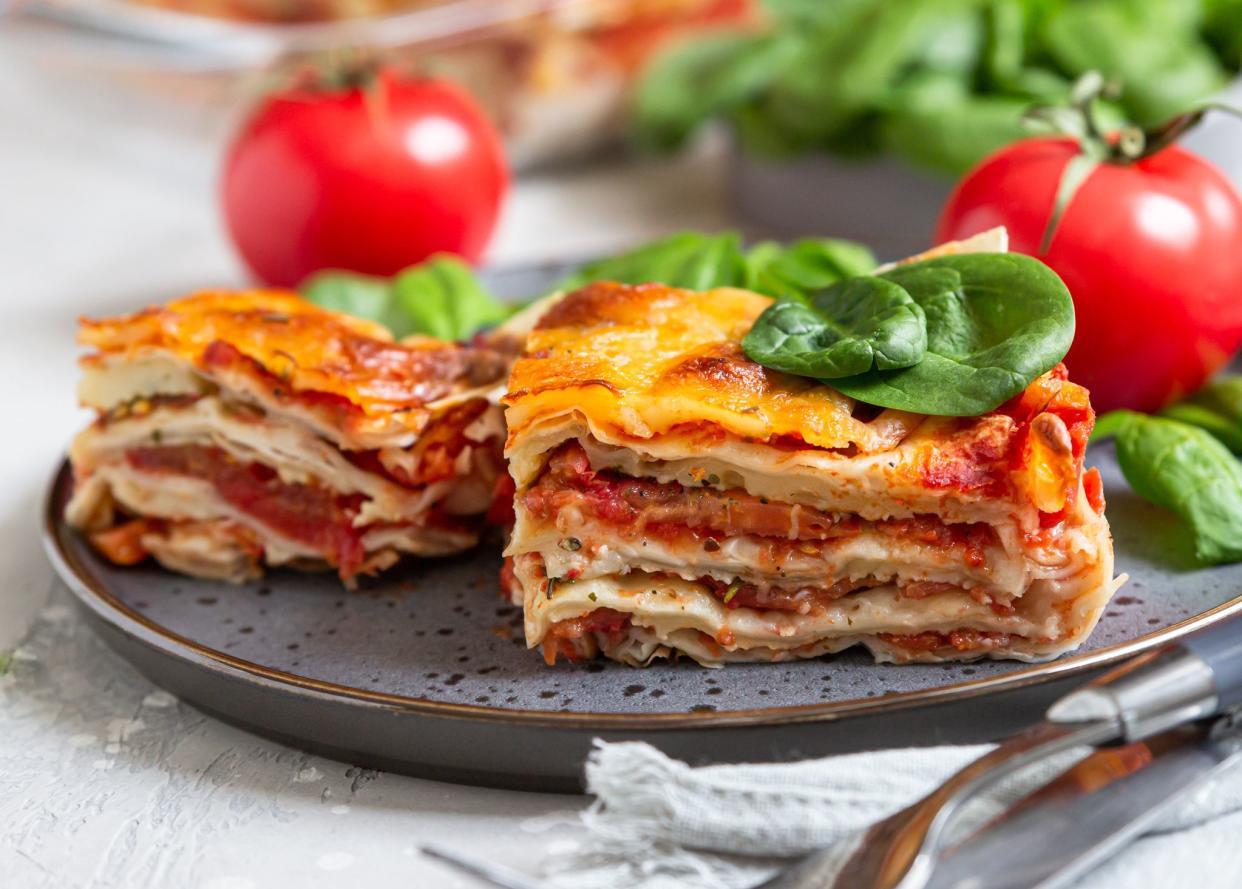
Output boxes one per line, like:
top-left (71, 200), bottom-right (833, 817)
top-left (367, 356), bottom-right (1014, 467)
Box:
top-left (503, 281), bottom-right (1116, 666)
top-left (68, 290), bottom-right (508, 584)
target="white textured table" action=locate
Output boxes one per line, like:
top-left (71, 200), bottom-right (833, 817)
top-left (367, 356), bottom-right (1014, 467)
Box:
top-left (0, 38), bottom-right (728, 887)
top-left (7, 30), bottom-right (1242, 889)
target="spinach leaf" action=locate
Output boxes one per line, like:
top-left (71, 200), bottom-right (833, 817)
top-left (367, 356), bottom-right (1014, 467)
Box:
top-left (825, 253), bottom-right (1075, 415)
top-left (744, 237), bottom-right (877, 299)
top-left (302, 232), bottom-right (878, 341)
top-left (1159, 376), bottom-right (1242, 452)
top-left (1089, 408), bottom-right (1134, 444)
top-left (1112, 411), bottom-right (1242, 565)
top-left (633, 32), bottom-right (797, 151)
top-left (301, 271), bottom-right (406, 334)
top-left (761, 0), bottom-right (964, 151)
top-left (1041, 0), bottom-right (1229, 125)
top-left (632, 0), bottom-right (1233, 176)
top-left (879, 94), bottom-right (1034, 177)
top-left (392, 256), bottom-right (513, 341)
top-left (558, 230), bottom-right (875, 299)
top-left (742, 276), bottom-right (927, 378)
top-left (1205, 0), bottom-right (1242, 68)
top-left (557, 232), bottom-right (751, 293)
top-left (302, 256), bottom-right (512, 341)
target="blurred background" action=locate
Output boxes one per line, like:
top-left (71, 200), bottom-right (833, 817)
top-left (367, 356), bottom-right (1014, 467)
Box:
top-left (6, 0), bottom-right (1242, 269)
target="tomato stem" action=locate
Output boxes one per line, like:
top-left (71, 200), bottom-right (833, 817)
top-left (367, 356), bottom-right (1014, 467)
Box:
top-left (1022, 72), bottom-right (1242, 253)
top-left (316, 48), bottom-right (383, 92)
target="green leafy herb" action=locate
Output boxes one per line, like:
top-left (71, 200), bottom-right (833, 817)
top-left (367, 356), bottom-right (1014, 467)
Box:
top-left (633, 0), bottom-right (1233, 176)
top-left (877, 94), bottom-right (1033, 179)
top-left (742, 276), bottom-right (926, 379)
top-left (0, 651), bottom-right (10, 675)
top-left (1042, 1), bottom-right (1228, 126)
top-left (304, 231), bottom-right (876, 340)
top-left (633, 31), bottom-right (798, 151)
top-left (744, 238), bottom-right (877, 299)
top-left (1159, 376), bottom-right (1242, 453)
top-left (1108, 411), bottom-right (1242, 565)
top-left (1090, 408), bottom-right (1133, 444)
top-left (808, 253), bottom-right (1074, 416)
top-left (301, 270), bottom-right (406, 334)
top-left (557, 232), bottom-right (750, 293)
top-left (558, 230), bottom-right (874, 301)
top-left (302, 256), bottom-right (513, 341)
top-left (391, 257), bottom-right (514, 341)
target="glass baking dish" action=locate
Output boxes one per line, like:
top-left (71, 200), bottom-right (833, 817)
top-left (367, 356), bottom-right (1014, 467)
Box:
top-left (11, 0), bottom-right (753, 170)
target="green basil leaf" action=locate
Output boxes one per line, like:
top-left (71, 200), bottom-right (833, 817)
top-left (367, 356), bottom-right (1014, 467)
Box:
top-left (1160, 376), bottom-right (1242, 453)
top-left (744, 238), bottom-right (877, 299)
top-left (826, 253), bottom-right (1075, 416)
top-left (392, 256), bottom-right (513, 341)
top-left (558, 232), bottom-right (750, 293)
top-left (1113, 412), bottom-right (1242, 566)
top-left (301, 271), bottom-right (406, 334)
top-left (743, 277), bottom-right (927, 379)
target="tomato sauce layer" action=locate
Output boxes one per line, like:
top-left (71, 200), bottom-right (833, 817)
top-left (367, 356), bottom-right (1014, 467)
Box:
top-left (542, 608), bottom-right (631, 665)
top-left (524, 442), bottom-right (996, 563)
top-left (693, 575), bottom-right (1006, 616)
top-left (126, 444), bottom-right (368, 577)
top-left (879, 629), bottom-right (1015, 654)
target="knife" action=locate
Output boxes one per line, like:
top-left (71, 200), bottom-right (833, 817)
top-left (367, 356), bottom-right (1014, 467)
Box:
top-left (761, 613), bottom-right (1242, 889)
top-left (926, 717), bottom-right (1242, 889)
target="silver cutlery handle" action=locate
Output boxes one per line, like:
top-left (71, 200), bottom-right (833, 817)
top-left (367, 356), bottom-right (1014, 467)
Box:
top-left (1049, 616), bottom-right (1242, 740)
top-left (1181, 617), bottom-right (1242, 711)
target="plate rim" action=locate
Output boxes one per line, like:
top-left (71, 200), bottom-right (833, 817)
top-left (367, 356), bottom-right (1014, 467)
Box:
top-left (44, 459), bottom-right (1242, 730)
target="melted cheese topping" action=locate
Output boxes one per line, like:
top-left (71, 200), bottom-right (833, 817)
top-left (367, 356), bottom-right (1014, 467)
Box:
top-left (504, 283), bottom-right (900, 453)
top-left (505, 228), bottom-right (1012, 458)
top-left (80, 290), bottom-right (506, 446)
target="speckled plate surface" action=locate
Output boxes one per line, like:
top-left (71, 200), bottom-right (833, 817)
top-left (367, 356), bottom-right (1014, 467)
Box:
top-left (43, 442), bottom-right (1242, 791)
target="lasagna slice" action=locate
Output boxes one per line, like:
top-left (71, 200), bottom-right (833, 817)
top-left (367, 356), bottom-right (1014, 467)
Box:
top-left (502, 275), bottom-right (1117, 667)
top-left (67, 290), bottom-right (508, 584)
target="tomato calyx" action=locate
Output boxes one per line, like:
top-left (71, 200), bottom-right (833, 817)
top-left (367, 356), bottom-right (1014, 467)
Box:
top-left (315, 60), bottom-right (381, 93)
top-left (276, 49), bottom-right (388, 94)
top-left (1023, 71), bottom-right (1242, 253)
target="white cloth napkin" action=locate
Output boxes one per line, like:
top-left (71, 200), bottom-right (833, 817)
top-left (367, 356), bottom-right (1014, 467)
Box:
top-left (539, 738), bottom-right (1242, 889)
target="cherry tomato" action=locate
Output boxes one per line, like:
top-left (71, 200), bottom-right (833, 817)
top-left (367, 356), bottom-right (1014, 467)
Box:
top-left (935, 137), bottom-right (1242, 413)
top-left (221, 70), bottom-right (508, 287)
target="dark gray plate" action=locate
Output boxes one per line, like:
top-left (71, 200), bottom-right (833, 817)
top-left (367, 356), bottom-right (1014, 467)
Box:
top-left (43, 442), bottom-right (1242, 792)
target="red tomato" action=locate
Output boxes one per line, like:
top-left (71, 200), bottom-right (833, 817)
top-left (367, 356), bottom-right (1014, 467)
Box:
top-left (221, 70), bottom-right (508, 287)
top-left (935, 137), bottom-right (1242, 413)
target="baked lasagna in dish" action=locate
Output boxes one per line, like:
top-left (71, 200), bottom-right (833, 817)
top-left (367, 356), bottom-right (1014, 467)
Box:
top-left (67, 291), bottom-right (507, 584)
top-left (502, 271), bottom-right (1116, 667)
